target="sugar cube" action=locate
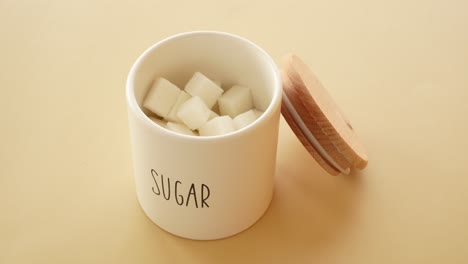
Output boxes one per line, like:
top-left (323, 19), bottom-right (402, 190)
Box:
top-left (149, 116), bottom-right (167, 128)
top-left (199, 116), bottom-right (236, 137)
top-left (166, 91), bottom-right (191, 122)
top-left (208, 109), bottom-right (219, 120)
top-left (166, 122), bottom-right (197, 136)
top-left (233, 109), bottom-right (258, 130)
top-left (218, 85), bottom-right (253, 118)
top-left (143, 78), bottom-right (181, 118)
top-left (177, 96), bottom-right (210, 130)
top-left (184, 72), bottom-right (223, 109)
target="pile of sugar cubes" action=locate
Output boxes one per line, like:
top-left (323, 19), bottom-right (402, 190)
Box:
top-left (143, 72), bottom-right (263, 136)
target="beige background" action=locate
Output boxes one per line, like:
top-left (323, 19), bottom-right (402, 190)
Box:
top-left (1, 0), bottom-right (467, 263)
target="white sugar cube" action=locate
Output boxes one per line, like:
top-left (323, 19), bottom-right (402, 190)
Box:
top-left (166, 122), bottom-right (197, 136)
top-left (166, 91), bottom-right (191, 122)
top-left (143, 78), bottom-right (181, 118)
top-left (199, 116), bottom-right (236, 137)
top-left (177, 96), bottom-right (210, 130)
top-left (208, 109), bottom-right (219, 120)
top-left (184, 72), bottom-right (223, 109)
top-left (149, 116), bottom-right (167, 128)
top-left (233, 109), bottom-right (258, 130)
top-left (218, 85), bottom-right (253, 118)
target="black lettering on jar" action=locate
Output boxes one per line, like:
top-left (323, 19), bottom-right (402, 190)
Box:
top-left (186, 184), bottom-right (198, 208)
top-left (161, 174), bottom-right (171, 200)
top-left (151, 169), bottom-right (160, 195)
top-left (201, 184), bottom-right (210, 208)
top-left (150, 170), bottom-right (210, 209)
top-left (175, 180), bottom-right (184, 205)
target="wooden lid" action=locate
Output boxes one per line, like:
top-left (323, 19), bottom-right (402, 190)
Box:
top-left (281, 54), bottom-right (368, 175)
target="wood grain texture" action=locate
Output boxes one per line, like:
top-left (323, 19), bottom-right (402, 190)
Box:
top-left (281, 71), bottom-right (340, 176)
top-left (283, 54), bottom-right (368, 170)
top-left (282, 71), bottom-right (352, 172)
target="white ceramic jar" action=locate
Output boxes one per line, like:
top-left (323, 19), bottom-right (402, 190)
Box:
top-left (126, 31), bottom-right (282, 240)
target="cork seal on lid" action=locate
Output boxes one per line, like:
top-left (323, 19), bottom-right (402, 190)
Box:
top-left (281, 54), bottom-right (368, 175)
